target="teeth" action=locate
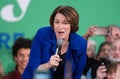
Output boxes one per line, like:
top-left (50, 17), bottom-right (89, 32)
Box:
top-left (59, 32), bottom-right (64, 33)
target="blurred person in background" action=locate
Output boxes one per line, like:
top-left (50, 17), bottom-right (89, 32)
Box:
top-left (86, 39), bottom-right (96, 58)
top-left (2, 37), bottom-right (32, 79)
top-left (108, 38), bottom-right (120, 79)
top-left (96, 38), bottom-right (120, 79)
top-left (105, 25), bottom-right (120, 43)
top-left (106, 62), bottom-right (117, 79)
top-left (83, 25), bottom-right (120, 43)
top-left (109, 38), bottom-right (120, 63)
top-left (0, 62), bottom-right (4, 79)
top-left (115, 64), bottom-right (120, 79)
top-left (86, 42), bottom-right (112, 79)
top-left (96, 61), bottom-right (117, 79)
top-left (81, 39), bottom-right (96, 79)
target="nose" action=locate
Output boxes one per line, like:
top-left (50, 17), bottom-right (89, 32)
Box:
top-left (23, 56), bottom-right (29, 61)
top-left (115, 49), bottom-right (119, 55)
top-left (58, 23), bottom-right (64, 28)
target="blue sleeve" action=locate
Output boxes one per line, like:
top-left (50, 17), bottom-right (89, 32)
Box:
top-left (73, 38), bottom-right (87, 79)
top-left (21, 28), bottom-right (44, 79)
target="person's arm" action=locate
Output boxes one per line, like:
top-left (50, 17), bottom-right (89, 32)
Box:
top-left (72, 37), bottom-right (87, 79)
top-left (37, 54), bottom-right (62, 70)
top-left (83, 26), bottom-right (96, 40)
top-left (37, 62), bottom-right (52, 70)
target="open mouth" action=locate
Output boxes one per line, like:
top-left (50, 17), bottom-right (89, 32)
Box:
top-left (58, 31), bottom-right (64, 34)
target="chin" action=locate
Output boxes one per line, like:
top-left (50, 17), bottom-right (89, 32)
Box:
top-left (109, 55), bottom-right (120, 63)
top-left (22, 65), bottom-right (27, 68)
top-left (57, 36), bottom-right (64, 39)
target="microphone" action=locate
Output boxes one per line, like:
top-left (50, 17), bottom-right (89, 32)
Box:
top-left (53, 39), bottom-right (64, 71)
top-left (55, 39), bottom-right (64, 55)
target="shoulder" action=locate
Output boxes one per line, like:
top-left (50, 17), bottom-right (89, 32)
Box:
top-left (69, 33), bottom-right (87, 55)
top-left (36, 26), bottom-right (54, 34)
top-left (3, 70), bottom-right (21, 79)
top-left (34, 26), bottom-right (55, 41)
top-left (2, 71), bottom-right (16, 79)
top-left (70, 33), bottom-right (87, 45)
top-left (70, 33), bottom-right (87, 53)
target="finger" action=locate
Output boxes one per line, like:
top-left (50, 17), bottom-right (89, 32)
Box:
top-left (54, 61), bottom-right (59, 66)
top-left (54, 57), bottom-right (61, 62)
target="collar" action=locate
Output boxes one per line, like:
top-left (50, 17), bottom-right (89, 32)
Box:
top-left (49, 32), bottom-right (82, 52)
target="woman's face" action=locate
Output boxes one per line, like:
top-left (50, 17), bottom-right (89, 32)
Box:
top-left (87, 42), bottom-right (95, 58)
top-left (98, 44), bottom-right (111, 59)
top-left (54, 13), bottom-right (71, 41)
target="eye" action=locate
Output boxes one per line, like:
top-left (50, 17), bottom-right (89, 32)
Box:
top-left (111, 46), bottom-right (116, 51)
top-left (17, 53), bottom-right (25, 58)
top-left (64, 22), bottom-right (69, 24)
top-left (63, 21), bottom-right (69, 24)
top-left (54, 21), bottom-right (59, 23)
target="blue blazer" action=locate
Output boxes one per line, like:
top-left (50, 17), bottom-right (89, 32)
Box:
top-left (21, 26), bottom-right (87, 79)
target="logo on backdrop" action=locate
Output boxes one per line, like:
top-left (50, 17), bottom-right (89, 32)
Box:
top-left (0, 0), bottom-right (31, 22)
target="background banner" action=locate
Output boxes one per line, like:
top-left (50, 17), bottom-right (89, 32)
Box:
top-left (0, 0), bottom-right (120, 74)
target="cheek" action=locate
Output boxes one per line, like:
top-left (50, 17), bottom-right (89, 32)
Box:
top-left (15, 56), bottom-right (19, 62)
top-left (53, 26), bottom-right (58, 33)
top-left (110, 51), bottom-right (115, 56)
top-left (118, 54), bottom-right (120, 57)
top-left (16, 57), bottom-right (22, 62)
top-left (66, 26), bottom-right (71, 33)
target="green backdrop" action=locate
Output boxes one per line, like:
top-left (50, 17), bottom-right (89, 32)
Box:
top-left (0, 0), bottom-right (120, 74)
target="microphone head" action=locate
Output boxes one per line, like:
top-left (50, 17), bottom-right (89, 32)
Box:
top-left (57, 39), bottom-right (64, 45)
